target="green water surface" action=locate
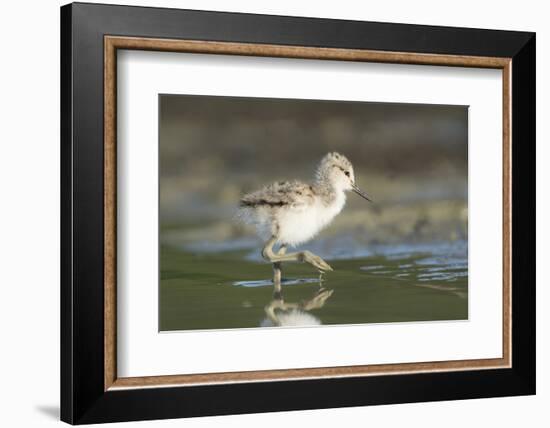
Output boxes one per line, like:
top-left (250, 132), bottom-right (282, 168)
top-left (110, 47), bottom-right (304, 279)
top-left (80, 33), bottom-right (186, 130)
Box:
top-left (159, 242), bottom-right (468, 331)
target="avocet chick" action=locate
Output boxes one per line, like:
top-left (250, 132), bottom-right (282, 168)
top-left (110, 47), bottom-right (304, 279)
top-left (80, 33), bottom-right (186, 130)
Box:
top-left (239, 152), bottom-right (372, 286)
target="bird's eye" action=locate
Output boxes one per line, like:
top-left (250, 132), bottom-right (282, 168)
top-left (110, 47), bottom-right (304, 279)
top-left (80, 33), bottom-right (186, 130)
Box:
top-left (344, 171), bottom-right (350, 177)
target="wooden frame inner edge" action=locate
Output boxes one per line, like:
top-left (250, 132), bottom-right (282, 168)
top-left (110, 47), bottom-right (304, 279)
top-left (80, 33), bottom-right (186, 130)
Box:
top-left (104, 35), bottom-right (512, 391)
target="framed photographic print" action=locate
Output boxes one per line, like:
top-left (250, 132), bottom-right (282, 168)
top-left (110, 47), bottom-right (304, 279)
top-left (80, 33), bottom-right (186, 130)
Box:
top-left (60, 2), bottom-right (536, 424)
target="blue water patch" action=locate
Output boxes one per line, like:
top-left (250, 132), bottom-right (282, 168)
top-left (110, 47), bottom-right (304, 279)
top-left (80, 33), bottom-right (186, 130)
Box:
top-left (359, 265), bottom-right (385, 271)
top-left (358, 240), bottom-right (468, 285)
top-left (177, 233), bottom-right (468, 286)
top-left (232, 277), bottom-right (320, 288)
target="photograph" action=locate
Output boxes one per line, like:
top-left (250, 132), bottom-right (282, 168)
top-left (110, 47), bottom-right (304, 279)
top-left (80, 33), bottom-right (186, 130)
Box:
top-left (159, 94), bottom-right (469, 331)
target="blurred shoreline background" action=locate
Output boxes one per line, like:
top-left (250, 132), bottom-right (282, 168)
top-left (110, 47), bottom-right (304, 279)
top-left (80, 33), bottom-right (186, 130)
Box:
top-left (160, 94), bottom-right (468, 251)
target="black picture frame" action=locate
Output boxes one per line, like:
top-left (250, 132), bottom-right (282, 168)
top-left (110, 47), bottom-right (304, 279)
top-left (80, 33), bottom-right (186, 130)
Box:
top-left (61, 2), bottom-right (535, 424)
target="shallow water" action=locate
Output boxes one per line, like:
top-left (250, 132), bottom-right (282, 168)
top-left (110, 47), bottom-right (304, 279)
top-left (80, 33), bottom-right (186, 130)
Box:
top-left (159, 239), bottom-right (468, 331)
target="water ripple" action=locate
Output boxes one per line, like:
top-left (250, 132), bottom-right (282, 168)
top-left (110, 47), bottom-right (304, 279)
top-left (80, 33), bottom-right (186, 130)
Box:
top-left (232, 277), bottom-right (319, 288)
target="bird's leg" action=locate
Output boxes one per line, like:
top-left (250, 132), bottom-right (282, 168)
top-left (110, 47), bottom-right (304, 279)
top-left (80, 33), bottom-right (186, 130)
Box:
top-left (272, 244), bottom-right (287, 296)
top-left (264, 299), bottom-right (299, 326)
top-left (262, 236), bottom-right (333, 273)
top-left (300, 288), bottom-right (334, 311)
top-left (272, 263), bottom-right (282, 296)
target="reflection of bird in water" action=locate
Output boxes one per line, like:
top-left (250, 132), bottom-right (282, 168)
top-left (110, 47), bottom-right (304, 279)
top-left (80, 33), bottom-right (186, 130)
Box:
top-left (261, 288), bottom-right (334, 327)
top-left (239, 152), bottom-right (372, 290)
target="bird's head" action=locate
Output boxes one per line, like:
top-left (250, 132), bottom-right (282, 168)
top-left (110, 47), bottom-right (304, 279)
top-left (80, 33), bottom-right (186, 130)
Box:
top-left (315, 152), bottom-right (372, 202)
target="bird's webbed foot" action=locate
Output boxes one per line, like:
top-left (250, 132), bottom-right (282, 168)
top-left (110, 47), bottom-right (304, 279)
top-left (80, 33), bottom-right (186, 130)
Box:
top-left (301, 288), bottom-right (334, 311)
top-left (299, 251), bottom-right (333, 272)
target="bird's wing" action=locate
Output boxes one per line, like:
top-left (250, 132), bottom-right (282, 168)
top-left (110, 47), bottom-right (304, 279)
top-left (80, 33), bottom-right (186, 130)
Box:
top-left (240, 181), bottom-right (315, 211)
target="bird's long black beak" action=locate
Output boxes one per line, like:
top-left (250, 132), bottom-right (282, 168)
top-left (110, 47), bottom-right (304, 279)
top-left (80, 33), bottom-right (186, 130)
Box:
top-left (352, 183), bottom-right (373, 202)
